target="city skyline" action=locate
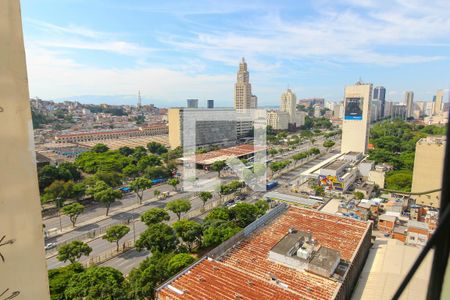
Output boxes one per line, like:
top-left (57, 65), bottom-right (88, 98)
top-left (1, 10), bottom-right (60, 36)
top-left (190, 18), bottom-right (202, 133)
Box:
top-left (22, 0), bottom-right (450, 106)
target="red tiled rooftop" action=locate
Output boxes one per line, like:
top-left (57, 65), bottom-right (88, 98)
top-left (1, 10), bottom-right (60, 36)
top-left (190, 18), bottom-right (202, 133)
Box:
top-left (55, 123), bottom-right (167, 138)
top-left (190, 144), bottom-right (266, 164)
top-left (158, 206), bottom-right (370, 300)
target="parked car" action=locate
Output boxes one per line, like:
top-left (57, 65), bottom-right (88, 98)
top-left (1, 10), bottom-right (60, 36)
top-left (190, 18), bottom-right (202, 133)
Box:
top-left (119, 187), bottom-right (131, 193)
top-left (44, 242), bottom-right (56, 250)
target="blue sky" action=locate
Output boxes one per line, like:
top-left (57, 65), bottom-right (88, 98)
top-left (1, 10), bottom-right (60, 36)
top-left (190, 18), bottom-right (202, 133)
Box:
top-left (22, 0), bottom-right (450, 107)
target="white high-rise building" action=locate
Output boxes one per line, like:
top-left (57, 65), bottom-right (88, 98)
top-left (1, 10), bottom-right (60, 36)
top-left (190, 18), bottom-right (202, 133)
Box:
top-left (280, 89), bottom-right (297, 123)
top-left (313, 105), bottom-right (322, 118)
top-left (266, 110), bottom-right (289, 130)
top-left (341, 81), bottom-right (372, 154)
top-left (405, 91), bottom-right (414, 118)
top-left (234, 58), bottom-right (253, 110)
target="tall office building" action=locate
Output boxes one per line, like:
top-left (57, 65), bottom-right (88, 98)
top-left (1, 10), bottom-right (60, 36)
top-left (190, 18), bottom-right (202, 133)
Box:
top-left (207, 99), bottom-right (214, 109)
top-left (341, 81), bottom-right (372, 154)
top-left (266, 110), bottom-right (289, 130)
top-left (433, 89), bottom-right (444, 115)
top-left (405, 91), bottom-right (414, 118)
top-left (0, 2), bottom-right (50, 298)
top-left (168, 108), bottom-right (237, 149)
top-left (250, 94), bottom-right (258, 109)
top-left (234, 57), bottom-right (253, 110)
top-left (373, 86), bottom-right (386, 118)
top-left (392, 103), bottom-right (407, 120)
top-left (280, 89), bottom-right (297, 123)
top-left (187, 99), bottom-right (199, 108)
top-left (411, 136), bottom-right (446, 208)
top-left (371, 100), bottom-right (380, 123)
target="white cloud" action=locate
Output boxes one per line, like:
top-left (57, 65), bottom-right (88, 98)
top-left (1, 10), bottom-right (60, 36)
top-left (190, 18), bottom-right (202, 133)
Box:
top-left (25, 45), bottom-right (234, 105)
top-left (26, 19), bottom-right (152, 57)
top-left (161, 0), bottom-right (450, 66)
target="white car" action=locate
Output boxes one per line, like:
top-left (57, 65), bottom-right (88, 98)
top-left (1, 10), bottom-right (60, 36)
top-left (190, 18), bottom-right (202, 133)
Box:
top-left (44, 242), bottom-right (56, 250)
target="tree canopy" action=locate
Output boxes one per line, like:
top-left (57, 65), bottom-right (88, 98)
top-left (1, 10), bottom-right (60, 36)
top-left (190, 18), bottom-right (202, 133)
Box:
top-left (103, 224), bottom-right (130, 251)
top-left (135, 223), bottom-right (178, 253)
top-left (130, 177), bottom-right (152, 204)
top-left (166, 198), bottom-right (191, 220)
top-left (147, 142), bottom-right (168, 155)
top-left (172, 219), bottom-right (203, 251)
top-left (141, 208), bottom-right (170, 226)
top-left (57, 240), bottom-right (92, 264)
top-left (199, 191), bottom-right (213, 207)
top-left (60, 203), bottom-right (85, 227)
top-left (64, 266), bottom-right (128, 300)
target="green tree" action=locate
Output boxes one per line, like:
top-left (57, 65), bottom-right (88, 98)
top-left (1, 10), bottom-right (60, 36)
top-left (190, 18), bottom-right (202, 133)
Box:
top-left (205, 207), bottom-right (231, 222)
top-left (199, 191), bottom-right (213, 207)
top-left (211, 160), bottom-right (226, 177)
top-left (64, 266), bottom-right (128, 299)
top-left (122, 164), bottom-right (139, 179)
top-left (147, 142), bottom-right (168, 155)
top-left (167, 178), bottom-right (180, 191)
top-left (59, 162), bottom-right (82, 181)
top-left (154, 189), bottom-right (161, 199)
top-left (166, 198), bottom-right (191, 220)
top-left (118, 146), bottom-right (134, 156)
top-left (130, 177), bottom-right (153, 204)
top-left (254, 199), bottom-right (269, 216)
top-left (93, 187), bottom-right (122, 216)
top-left (385, 170), bottom-right (413, 192)
top-left (135, 223), bottom-right (178, 253)
top-left (323, 140), bottom-right (336, 149)
top-left (354, 191), bottom-right (365, 200)
top-left (145, 165), bottom-right (171, 180)
top-left (103, 224), bottom-right (130, 251)
top-left (268, 148), bottom-right (279, 157)
top-left (312, 184), bottom-right (325, 197)
top-left (94, 170), bottom-right (122, 187)
top-left (42, 180), bottom-right (75, 208)
top-left (230, 202), bottom-right (259, 227)
top-left (269, 160), bottom-right (290, 172)
top-left (48, 263), bottom-right (85, 300)
top-left (202, 220), bottom-right (241, 248)
top-left (172, 219), bottom-right (203, 252)
top-left (128, 253), bottom-right (175, 299)
top-left (86, 180), bottom-right (109, 196)
top-left (72, 182), bottom-right (86, 201)
top-left (60, 203), bottom-right (85, 227)
top-left (167, 253), bottom-right (195, 274)
top-left (91, 143), bottom-right (109, 153)
top-left (57, 241), bottom-right (92, 264)
top-left (141, 208), bottom-right (170, 226)
top-left (137, 154), bottom-right (162, 171)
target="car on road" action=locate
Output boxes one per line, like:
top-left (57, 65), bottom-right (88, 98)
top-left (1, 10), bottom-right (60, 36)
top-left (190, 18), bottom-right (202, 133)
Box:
top-left (44, 242), bottom-right (56, 250)
top-left (224, 199), bottom-right (235, 207)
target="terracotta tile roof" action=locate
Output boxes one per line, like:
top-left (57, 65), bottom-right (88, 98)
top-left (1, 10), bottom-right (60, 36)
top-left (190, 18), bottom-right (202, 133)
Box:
top-left (158, 206), bottom-right (370, 300)
top-left (189, 144), bottom-right (266, 165)
top-left (56, 123), bottom-right (167, 138)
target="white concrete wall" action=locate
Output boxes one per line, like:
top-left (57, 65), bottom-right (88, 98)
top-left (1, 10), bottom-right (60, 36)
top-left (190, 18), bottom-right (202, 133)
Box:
top-left (0, 1), bottom-right (50, 298)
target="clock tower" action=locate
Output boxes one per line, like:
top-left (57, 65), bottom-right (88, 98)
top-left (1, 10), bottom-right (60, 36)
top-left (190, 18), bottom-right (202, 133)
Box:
top-left (234, 57), bottom-right (254, 110)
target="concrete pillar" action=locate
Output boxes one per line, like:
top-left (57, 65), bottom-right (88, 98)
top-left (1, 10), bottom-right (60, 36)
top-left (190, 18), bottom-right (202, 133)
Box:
top-left (0, 1), bottom-right (50, 298)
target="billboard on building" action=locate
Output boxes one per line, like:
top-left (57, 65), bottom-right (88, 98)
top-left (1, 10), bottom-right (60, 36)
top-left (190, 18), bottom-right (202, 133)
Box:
top-left (319, 175), bottom-right (344, 191)
top-left (344, 97), bottom-right (363, 120)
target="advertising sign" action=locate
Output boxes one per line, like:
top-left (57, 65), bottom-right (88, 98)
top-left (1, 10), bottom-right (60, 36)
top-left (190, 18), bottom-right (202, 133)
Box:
top-left (344, 97), bottom-right (363, 120)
